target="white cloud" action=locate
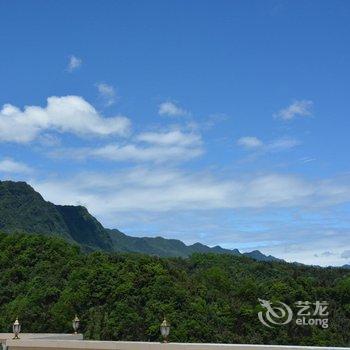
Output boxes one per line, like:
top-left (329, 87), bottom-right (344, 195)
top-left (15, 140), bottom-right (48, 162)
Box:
top-left (136, 130), bottom-right (201, 147)
top-left (266, 137), bottom-right (301, 151)
top-left (30, 168), bottom-right (233, 215)
top-left (0, 96), bottom-right (131, 143)
top-left (237, 136), bottom-right (263, 149)
top-left (31, 169), bottom-right (350, 217)
top-left (158, 101), bottom-right (188, 116)
top-left (50, 130), bottom-right (203, 163)
top-left (265, 229), bottom-right (350, 266)
top-left (90, 143), bottom-right (203, 163)
top-left (237, 136), bottom-right (300, 152)
top-left (341, 250), bottom-right (350, 259)
top-left (274, 100), bottom-right (313, 120)
top-left (300, 157), bottom-right (316, 164)
top-left (319, 251), bottom-right (336, 257)
top-left (67, 55), bottom-right (82, 72)
top-left (0, 158), bottom-right (32, 174)
top-left (38, 134), bottom-right (61, 147)
top-left (96, 83), bottom-right (117, 106)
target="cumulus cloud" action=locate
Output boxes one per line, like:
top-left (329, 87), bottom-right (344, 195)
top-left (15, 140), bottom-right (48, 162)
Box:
top-left (67, 55), bottom-right (82, 72)
top-left (0, 158), bottom-right (32, 174)
top-left (237, 136), bottom-right (300, 152)
top-left (96, 83), bottom-right (117, 106)
top-left (158, 101), bottom-right (188, 116)
top-left (0, 96), bottom-right (131, 143)
top-left (274, 100), bottom-right (313, 120)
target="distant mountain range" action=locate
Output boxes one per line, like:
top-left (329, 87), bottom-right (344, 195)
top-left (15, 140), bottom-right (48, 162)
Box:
top-left (0, 180), bottom-right (330, 264)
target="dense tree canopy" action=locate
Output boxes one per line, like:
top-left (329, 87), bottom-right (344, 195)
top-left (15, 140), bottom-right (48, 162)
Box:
top-left (0, 232), bottom-right (349, 346)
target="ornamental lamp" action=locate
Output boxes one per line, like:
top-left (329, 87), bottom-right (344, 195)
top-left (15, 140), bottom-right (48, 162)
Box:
top-left (13, 318), bottom-right (21, 339)
top-left (160, 318), bottom-right (170, 343)
top-left (72, 315), bottom-right (80, 334)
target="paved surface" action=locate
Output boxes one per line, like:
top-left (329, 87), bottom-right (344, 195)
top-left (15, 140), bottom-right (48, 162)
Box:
top-left (1, 334), bottom-right (349, 350)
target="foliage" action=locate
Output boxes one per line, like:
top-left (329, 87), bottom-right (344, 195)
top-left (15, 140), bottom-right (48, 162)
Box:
top-left (0, 233), bottom-right (349, 346)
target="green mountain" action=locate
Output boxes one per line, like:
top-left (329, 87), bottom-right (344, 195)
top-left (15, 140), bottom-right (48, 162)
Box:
top-left (107, 229), bottom-right (242, 258)
top-left (243, 249), bottom-right (281, 262)
top-left (55, 205), bottom-right (112, 251)
top-left (0, 181), bottom-right (70, 239)
top-left (0, 181), bottom-right (113, 252)
top-left (0, 180), bottom-right (280, 261)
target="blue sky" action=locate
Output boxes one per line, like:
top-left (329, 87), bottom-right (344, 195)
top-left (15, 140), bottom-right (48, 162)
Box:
top-left (0, 0), bottom-right (349, 265)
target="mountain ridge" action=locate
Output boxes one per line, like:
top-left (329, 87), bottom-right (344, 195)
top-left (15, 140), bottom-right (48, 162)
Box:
top-left (0, 180), bottom-right (281, 261)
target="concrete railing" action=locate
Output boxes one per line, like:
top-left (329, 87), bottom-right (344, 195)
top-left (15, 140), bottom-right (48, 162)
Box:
top-left (1, 335), bottom-right (349, 350)
top-left (0, 334), bottom-right (82, 349)
top-left (0, 334), bottom-right (83, 342)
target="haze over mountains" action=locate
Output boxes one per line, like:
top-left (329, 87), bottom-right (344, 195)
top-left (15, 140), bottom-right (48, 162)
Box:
top-left (0, 180), bottom-right (282, 261)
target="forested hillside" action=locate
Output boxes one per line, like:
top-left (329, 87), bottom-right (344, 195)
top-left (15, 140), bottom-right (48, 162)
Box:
top-left (0, 233), bottom-right (349, 346)
top-left (0, 180), bottom-right (280, 261)
top-left (0, 181), bottom-right (113, 251)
